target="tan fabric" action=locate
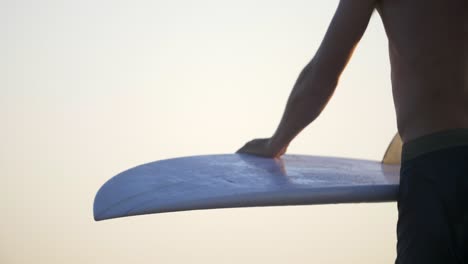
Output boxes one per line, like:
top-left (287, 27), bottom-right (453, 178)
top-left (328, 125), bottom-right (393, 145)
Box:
top-left (383, 133), bottom-right (403, 165)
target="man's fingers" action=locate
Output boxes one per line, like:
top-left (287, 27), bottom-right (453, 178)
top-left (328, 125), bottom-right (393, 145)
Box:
top-left (237, 138), bottom-right (275, 157)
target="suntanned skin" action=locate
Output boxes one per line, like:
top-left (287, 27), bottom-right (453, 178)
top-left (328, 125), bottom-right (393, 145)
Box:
top-left (238, 0), bottom-right (468, 157)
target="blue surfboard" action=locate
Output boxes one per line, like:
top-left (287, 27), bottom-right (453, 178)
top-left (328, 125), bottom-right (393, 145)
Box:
top-left (93, 154), bottom-right (400, 221)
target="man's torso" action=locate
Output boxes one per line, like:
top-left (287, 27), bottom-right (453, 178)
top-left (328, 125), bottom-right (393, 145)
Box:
top-left (376, 0), bottom-right (468, 142)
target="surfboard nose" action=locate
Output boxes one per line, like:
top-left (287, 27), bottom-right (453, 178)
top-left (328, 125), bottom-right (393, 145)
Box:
top-left (93, 182), bottom-right (132, 221)
top-left (93, 173), bottom-right (134, 221)
top-left (93, 185), bottom-right (110, 221)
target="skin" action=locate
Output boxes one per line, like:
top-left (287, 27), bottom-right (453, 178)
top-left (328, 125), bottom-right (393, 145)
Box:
top-left (238, 0), bottom-right (468, 158)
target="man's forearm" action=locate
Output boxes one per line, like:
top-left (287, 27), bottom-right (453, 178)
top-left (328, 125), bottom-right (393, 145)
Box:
top-left (269, 60), bottom-right (338, 152)
top-left (242, 0), bottom-right (373, 157)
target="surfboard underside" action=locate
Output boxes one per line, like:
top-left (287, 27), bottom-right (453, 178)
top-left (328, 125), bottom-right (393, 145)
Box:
top-left (93, 154), bottom-right (400, 221)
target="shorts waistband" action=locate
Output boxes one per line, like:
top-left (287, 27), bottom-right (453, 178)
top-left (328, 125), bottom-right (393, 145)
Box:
top-left (402, 128), bottom-right (468, 162)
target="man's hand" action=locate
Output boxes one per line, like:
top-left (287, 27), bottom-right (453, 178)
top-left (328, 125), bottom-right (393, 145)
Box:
top-left (236, 138), bottom-right (287, 158)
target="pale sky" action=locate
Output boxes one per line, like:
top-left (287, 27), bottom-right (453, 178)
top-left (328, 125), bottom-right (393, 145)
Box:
top-left (2, 1), bottom-right (398, 263)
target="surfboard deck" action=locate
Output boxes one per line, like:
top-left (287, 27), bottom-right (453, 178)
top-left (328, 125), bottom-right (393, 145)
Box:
top-left (93, 154), bottom-right (400, 221)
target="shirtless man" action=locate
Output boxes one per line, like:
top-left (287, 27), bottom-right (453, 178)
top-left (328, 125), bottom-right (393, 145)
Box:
top-left (237, 0), bottom-right (468, 263)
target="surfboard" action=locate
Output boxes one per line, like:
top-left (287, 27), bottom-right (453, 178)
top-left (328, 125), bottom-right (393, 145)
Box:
top-left (93, 154), bottom-right (400, 221)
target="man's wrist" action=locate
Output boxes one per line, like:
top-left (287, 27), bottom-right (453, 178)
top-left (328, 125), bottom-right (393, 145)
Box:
top-left (268, 135), bottom-right (288, 154)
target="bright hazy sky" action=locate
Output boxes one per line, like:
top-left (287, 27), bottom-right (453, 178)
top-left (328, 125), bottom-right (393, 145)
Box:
top-left (2, 1), bottom-right (398, 263)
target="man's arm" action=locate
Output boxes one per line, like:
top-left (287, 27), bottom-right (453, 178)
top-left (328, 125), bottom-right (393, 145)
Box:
top-left (238, 0), bottom-right (377, 157)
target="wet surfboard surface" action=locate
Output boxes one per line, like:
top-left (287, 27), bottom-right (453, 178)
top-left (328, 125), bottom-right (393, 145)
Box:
top-left (93, 154), bottom-right (400, 221)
